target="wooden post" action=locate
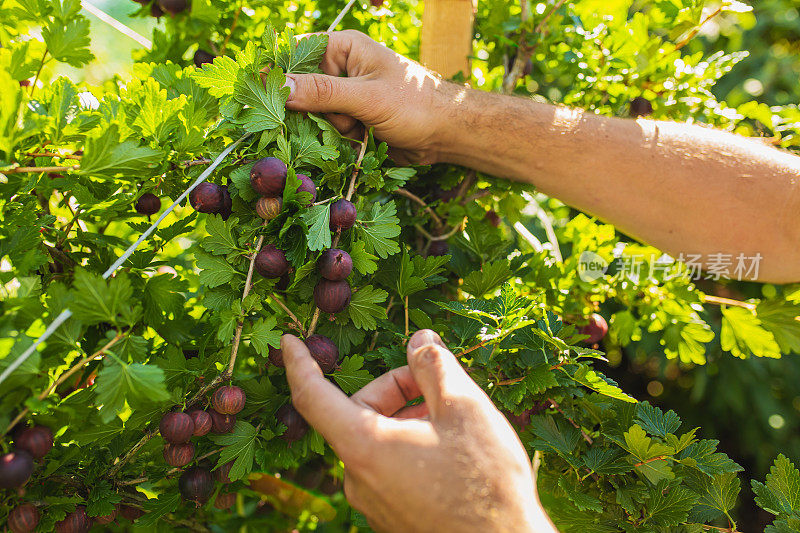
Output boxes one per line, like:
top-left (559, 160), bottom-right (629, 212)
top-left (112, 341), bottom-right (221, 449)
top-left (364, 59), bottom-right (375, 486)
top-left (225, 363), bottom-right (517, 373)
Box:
top-left (420, 0), bottom-right (476, 79)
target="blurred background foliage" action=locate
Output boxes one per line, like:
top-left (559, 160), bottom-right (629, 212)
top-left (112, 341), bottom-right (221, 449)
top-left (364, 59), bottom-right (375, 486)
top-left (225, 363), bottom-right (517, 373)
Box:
top-left (40, 0), bottom-right (800, 529)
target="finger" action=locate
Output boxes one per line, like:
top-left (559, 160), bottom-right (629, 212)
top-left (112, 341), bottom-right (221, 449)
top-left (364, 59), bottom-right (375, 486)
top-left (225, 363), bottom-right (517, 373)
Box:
top-left (281, 334), bottom-right (376, 451)
top-left (406, 330), bottom-right (484, 420)
top-left (350, 366), bottom-right (422, 416)
top-left (392, 402), bottom-right (429, 420)
top-left (324, 112), bottom-right (359, 135)
top-left (319, 31), bottom-right (357, 76)
top-left (285, 72), bottom-right (366, 116)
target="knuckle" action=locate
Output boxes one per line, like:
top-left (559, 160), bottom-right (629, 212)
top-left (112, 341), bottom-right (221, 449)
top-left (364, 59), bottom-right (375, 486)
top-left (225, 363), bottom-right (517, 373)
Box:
top-left (341, 29), bottom-right (365, 41)
top-left (311, 75), bottom-right (335, 105)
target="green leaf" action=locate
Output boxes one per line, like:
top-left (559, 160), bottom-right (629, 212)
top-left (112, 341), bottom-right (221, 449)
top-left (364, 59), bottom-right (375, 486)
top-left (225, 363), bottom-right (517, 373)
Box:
top-left (191, 55), bottom-right (240, 97)
top-left (196, 253), bottom-right (240, 288)
top-left (583, 448), bottom-right (632, 475)
top-left (753, 454), bottom-right (800, 516)
top-left (232, 68), bottom-right (289, 133)
top-left (721, 306), bottom-right (781, 359)
top-left (529, 415), bottom-right (580, 458)
top-left (523, 364), bottom-right (558, 394)
top-left (210, 421), bottom-right (260, 480)
top-left (644, 482), bottom-right (698, 527)
top-left (229, 162), bottom-right (257, 201)
top-left (558, 476), bottom-right (603, 512)
top-left (95, 361), bottom-right (170, 423)
top-left (356, 201), bottom-right (401, 259)
top-left (346, 285), bottom-right (387, 330)
top-left (623, 424), bottom-right (674, 463)
top-left (287, 33), bottom-right (329, 73)
top-left (757, 299), bottom-right (800, 354)
top-left (636, 402), bottom-right (682, 439)
top-left (461, 261), bottom-right (512, 296)
top-left (677, 440), bottom-right (744, 475)
top-left (395, 249), bottom-right (426, 298)
top-left (78, 126), bottom-right (161, 178)
top-left (142, 273), bottom-right (187, 326)
top-left (42, 18), bottom-right (94, 67)
top-left (249, 317), bottom-right (282, 355)
top-left (332, 355), bottom-right (373, 393)
top-left (301, 204), bottom-right (331, 251)
top-left (349, 240), bottom-right (378, 275)
top-left (137, 493), bottom-right (180, 527)
top-left (86, 481), bottom-right (123, 518)
top-left (570, 364), bottom-right (636, 403)
top-left (202, 214), bottom-right (239, 256)
top-left (70, 269), bottom-right (132, 325)
top-left (685, 471), bottom-right (740, 523)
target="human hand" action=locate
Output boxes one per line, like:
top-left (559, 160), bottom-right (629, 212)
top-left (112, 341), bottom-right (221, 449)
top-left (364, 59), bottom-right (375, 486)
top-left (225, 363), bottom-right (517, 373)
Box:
top-left (280, 329), bottom-right (558, 533)
top-left (282, 30), bottom-right (458, 165)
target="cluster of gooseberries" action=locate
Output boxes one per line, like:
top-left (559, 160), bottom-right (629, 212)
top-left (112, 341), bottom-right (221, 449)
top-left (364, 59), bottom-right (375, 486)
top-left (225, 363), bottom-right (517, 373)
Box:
top-left (249, 157), bottom-right (357, 440)
top-left (157, 385), bottom-right (245, 508)
top-left (2, 426), bottom-right (52, 532)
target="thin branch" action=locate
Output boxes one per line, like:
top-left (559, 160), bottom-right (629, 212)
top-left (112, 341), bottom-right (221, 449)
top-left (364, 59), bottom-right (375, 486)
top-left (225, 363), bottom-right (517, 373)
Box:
top-left (345, 130), bottom-right (370, 202)
top-left (2, 333), bottom-right (124, 437)
top-left (675, 6), bottom-right (724, 50)
top-left (183, 158), bottom-right (212, 167)
top-left (3, 165), bottom-right (79, 174)
top-left (503, 0), bottom-right (568, 93)
top-left (534, 205), bottom-right (562, 262)
top-left (306, 308), bottom-right (322, 338)
top-left (455, 170), bottom-right (476, 200)
top-left (226, 231), bottom-right (266, 376)
top-left (404, 296), bottom-right (409, 340)
top-left (26, 152), bottom-right (82, 160)
top-left (29, 48), bottom-right (48, 96)
top-left (107, 430), bottom-right (157, 478)
top-left (394, 188), bottom-right (444, 228)
top-left (701, 294), bottom-right (757, 311)
top-left (269, 293), bottom-right (305, 335)
top-left (633, 455), bottom-right (667, 468)
top-left (455, 339), bottom-right (491, 357)
top-left (414, 220), bottom-right (464, 241)
top-left (220, 3), bottom-right (242, 54)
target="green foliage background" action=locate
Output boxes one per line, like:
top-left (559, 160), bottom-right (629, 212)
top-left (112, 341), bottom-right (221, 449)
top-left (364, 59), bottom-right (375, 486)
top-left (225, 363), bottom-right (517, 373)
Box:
top-left (1, 0), bottom-right (799, 532)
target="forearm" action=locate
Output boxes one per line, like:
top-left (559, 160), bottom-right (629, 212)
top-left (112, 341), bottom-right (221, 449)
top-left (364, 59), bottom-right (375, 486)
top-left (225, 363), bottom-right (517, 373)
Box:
top-left (434, 84), bottom-right (800, 283)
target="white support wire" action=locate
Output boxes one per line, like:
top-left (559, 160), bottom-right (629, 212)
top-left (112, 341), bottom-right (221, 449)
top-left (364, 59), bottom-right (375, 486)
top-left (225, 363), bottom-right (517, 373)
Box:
top-left (0, 133), bottom-right (251, 389)
top-left (328, 0), bottom-right (358, 31)
top-left (81, 1), bottom-right (153, 49)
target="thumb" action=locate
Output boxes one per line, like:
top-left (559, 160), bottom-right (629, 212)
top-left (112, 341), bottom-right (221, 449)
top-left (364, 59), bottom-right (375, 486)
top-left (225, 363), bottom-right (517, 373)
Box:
top-left (284, 73), bottom-right (365, 115)
top-left (406, 330), bottom-right (484, 421)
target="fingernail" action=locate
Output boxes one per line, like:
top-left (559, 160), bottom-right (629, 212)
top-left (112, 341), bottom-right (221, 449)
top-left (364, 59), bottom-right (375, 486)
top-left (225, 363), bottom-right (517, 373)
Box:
top-left (283, 76), bottom-right (296, 99)
top-left (408, 329), bottom-right (445, 352)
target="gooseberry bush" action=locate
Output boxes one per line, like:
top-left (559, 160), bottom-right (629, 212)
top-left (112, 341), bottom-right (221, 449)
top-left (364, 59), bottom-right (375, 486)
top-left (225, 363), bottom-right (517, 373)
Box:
top-left (1, 0), bottom-right (800, 532)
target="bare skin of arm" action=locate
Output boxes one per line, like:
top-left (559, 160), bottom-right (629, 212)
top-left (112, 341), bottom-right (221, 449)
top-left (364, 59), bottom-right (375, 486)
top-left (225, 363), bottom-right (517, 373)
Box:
top-left (281, 330), bottom-right (558, 533)
top-left (284, 30), bottom-right (800, 283)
